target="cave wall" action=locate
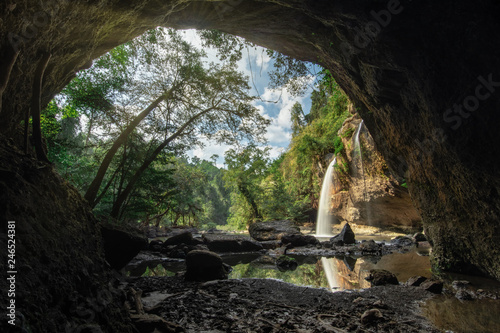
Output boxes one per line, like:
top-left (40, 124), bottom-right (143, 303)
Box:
top-left (0, 0), bottom-right (499, 293)
top-left (0, 136), bottom-right (133, 332)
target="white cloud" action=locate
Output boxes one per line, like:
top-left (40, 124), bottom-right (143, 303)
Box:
top-left (266, 124), bottom-right (291, 144)
top-left (177, 29), bottom-right (318, 165)
top-left (266, 145), bottom-right (286, 159)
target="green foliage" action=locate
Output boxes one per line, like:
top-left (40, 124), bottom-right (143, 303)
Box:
top-left (221, 71), bottom-right (351, 226)
top-left (278, 71), bottom-right (351, 221)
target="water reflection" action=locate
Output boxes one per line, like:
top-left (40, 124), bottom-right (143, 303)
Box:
top-left (124, 250), bottom-right (500, 332)
top-left (125, 250), bottom-right (432, 291)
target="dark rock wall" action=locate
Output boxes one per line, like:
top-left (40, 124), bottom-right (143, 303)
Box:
top-left (0, 137), bottom-right (133, 332)
top-left (0, 0), bottom-right (499, 289)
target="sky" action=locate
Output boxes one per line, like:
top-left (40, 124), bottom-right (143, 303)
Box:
top-left (180, 30), bottom-right (318, 168)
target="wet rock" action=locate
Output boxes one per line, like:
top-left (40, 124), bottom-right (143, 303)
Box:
top-left (101, 223), bottom-right (148, 270)
top-left (276, 255), bottom-right (298, 271)
top-left (360, 309), bottom-right (384, 325)
top-left (148, 240), bottom-right (163, 252)
top-left (321, 241), bottom-right (332, 249)
top-left (358, 240), bottom-right (381, 253)
top-left (190, 244), bottom-right (209, 252)
top-left (330, 223), bottom-right (356, 245)
top-left (185, 250), bottom-right (229, 282)
top-left (365, 269), bottom-right (399, 286)
top-left (203, 234), bottom-right (263, 253)
top-left (240, 239), bottom-right (264, 252)
top-left (163, 231), bottom-right (194, 246)
top-left (130, 313), bottom-right (185, 332)
top-left (406, 276), bottom-right (428, 287)
top-left (169, 248), bottom-right (187, 259)
top-left (280, 234), bottom-right (319, 247)
top-left (420, 279), bottom-right (443, 294)
top-left (260, 240), bottom-right (281, 249)
top-left (455, 289), bottom-right (475, 300)
top-left (249, 220), bottom-right (300, 241)
top-left (390, 236), bottom-right (414, 247)
top-left (451, 280), bottom-right (471, 290)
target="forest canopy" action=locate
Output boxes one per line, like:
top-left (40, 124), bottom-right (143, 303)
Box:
top-left (41, 28), bottom-right (351, 230)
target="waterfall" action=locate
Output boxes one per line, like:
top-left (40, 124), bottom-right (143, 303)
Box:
top-left (353, 121), bottom-right (366, 201)
top-left (352, 120), bottom-right (372, 225)
top-left (315, 157), bottom-right (337, 237)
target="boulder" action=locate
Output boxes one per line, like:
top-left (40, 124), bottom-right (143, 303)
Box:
top-left (406, 276), bottom-right (428, 287)
top-left (276, 256), bottom-right (298, 272)
top-left (101, 223), bottom-right (148, 270)
top-left (163, 231), bottom-right (194, 246)
top-left (148, 239), bottom-right (163, 252)
top-left (185, 250), bottom-right (229, 282)
top-left (420, 279), bottom-right (443, 294)
top-left (203, 234), bottom-right (263, 253)
top-left (365, 269), bottom-right (399, 286)
top-left (451, 280), bottom-right (471, 290)
top-left (280, 234), bottom-right (319, 247)
top-left (260, 240), bottom-right (281, 250)
top-left (169, 248), bottom-right (187, 259)
top-left (455, 289), bottom-right (475, 300)
top-left (248, 220), bottom-right (300, 241)
top-left (330, 223), bottom-right (355, 245)
top-left (358, 240), bottom-right (381, 253)
top-left (390, 236), bottom-right (414, 247)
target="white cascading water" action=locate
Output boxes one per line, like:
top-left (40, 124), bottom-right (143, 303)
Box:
top-left (352, 120), bottom-right (372, 225)
top-left (315, 157), bottom-right (337, 237)
top-left (353, 120), bottom-right (366, 201)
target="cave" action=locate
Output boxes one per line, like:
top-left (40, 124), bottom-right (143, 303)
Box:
top-left (1, 0), bottom-right (500, 331)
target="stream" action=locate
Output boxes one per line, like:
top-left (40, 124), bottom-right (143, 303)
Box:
top-left (124, 236), bottom-right (500, 333)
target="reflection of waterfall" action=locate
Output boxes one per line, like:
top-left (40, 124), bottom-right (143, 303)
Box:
top-left (315, 158), bottom-right (337, 236)
top-left (321, 257), bottom-right (340, 292)
top-left (352, 121), bottom-right (372, 225)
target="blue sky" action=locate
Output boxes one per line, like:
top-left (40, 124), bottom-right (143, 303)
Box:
top-left (181, 30), bottom-right (318, 168)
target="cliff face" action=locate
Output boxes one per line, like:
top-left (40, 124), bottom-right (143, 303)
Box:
top-left (329, 116), bottom-right (421, 231)
top-left (1, 0), bottom-right (499, 286)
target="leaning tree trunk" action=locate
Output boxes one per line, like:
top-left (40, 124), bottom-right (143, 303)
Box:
top-left (84, 91), bottom-right (174, 206)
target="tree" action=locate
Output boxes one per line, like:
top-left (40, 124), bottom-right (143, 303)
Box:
top-left (224, 145), bottom-right (270, 223)
top-left (290, 102), bottom-right (305, 138)
top-left (69, 29), bottom-right (270, 218)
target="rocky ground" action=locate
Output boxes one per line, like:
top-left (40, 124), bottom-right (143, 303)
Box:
top-left (123, 275), bottom-right (441, 333)
top-left (118, 222), bottom-right (500, 333)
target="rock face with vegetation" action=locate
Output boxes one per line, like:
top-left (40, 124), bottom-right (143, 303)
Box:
top-left (330, 115), bottom-right (422, 230)
top-left (1, 4), bottom-right (500, 333)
